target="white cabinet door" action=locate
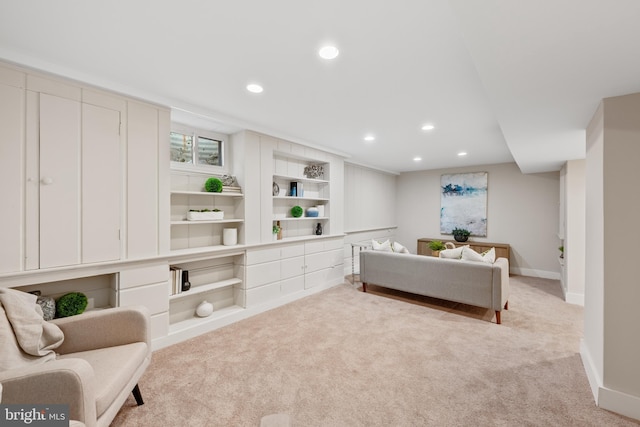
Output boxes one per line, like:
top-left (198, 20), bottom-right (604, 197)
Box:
top-left (0, 81), bottom-right (24, 273)
top-left (82, 103), bottom-right (121, 263)
top-left (127, 101), bottom-right (159, 258)
top-left (39, 93), bottom-right (81, 269)
top-left (281, 255), bottom-right (305, 280)
top-left (305, 251), bottom-right (330, 273)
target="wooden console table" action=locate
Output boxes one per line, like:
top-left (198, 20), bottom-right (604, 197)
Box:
top-left (417, 238), bottom-right (510, 261)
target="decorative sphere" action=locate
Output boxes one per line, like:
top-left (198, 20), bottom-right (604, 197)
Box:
top-left (195, 301), bottom-right (214, 317)
top-left (291, 205), bottom-right (303, 218)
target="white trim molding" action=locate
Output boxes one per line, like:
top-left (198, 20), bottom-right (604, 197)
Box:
top-left (581, 340), bottom-right (640, 421)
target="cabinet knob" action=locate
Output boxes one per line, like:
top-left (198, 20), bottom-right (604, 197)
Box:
top-left (41, 177), bottom-right (54, 185)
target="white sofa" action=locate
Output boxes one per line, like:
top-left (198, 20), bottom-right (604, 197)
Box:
top-left (359, 250), bottom-right (509, 323)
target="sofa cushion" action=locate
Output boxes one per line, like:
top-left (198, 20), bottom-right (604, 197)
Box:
top-left (58, 342), bottom-right (148, 417)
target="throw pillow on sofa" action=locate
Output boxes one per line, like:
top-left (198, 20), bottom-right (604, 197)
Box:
top-left (439, 246), bottom-right (466, 259)
top-left (461, 246), bottom-right (495, 264)
top-left (392, 241), bottom-right (410, 254)
top-left (371, 239), bottom-right (392, 252)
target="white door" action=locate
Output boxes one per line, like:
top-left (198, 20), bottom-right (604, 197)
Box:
top-left (0, 82), bottom-right (24, 273)
top-left (39, 93), bottom-right (81, 269)
top-left (82, 103), bottom-right (121, 263)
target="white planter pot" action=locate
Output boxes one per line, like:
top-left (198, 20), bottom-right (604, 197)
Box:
top-left (187, 211), bottom-right (224, 221)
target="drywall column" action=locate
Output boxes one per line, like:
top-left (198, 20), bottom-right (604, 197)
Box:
top-left (564, 159), bottom-right (585, 305)
top-left (582, 93), bottom-right (640, 421)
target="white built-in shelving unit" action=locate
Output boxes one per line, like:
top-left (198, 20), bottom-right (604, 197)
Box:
top-left (272, 155), bottom-right (330, 240)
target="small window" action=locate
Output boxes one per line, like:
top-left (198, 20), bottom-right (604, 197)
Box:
top-left (170, 132), bottom-right (194, 164)
top-left (196, 136), bottom-right (222, 166)
top-left (170, 128), bottom-right (225, 170)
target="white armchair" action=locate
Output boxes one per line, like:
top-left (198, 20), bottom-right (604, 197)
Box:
top-left (0, 288), bottom-right (152, 427)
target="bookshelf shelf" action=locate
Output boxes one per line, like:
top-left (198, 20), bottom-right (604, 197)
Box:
top-left (170, 278), bottom-right (242, 301)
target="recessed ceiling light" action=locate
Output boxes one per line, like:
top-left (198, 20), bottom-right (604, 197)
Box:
top-left (458, 152), bottom-right (467, 157)
top-left (246, 83), bottom-right (263, 93)
top-left (364, 135), bottom-right (375, 142)
top-left (413, 157), bottom-right (422, 162)
top-left (421, 124), bottom-right (435, 131)
top-left (319, 45), bottom-right (340, 60)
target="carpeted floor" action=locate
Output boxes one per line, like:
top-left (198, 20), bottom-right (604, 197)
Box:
top-left (112, 275), bottom-right (640, 426)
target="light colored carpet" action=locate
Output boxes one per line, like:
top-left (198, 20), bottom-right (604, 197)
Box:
top-left (112, 275), bottom-right (640, 426)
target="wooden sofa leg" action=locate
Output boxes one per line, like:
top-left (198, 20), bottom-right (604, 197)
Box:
top-left (362, 282), bottom-right (367, 292)
top-left (504, 301), bottom-right (509, 310)
top-left (495, 311), bottom-right (501, 325)
top-left (132, 384), bottom-right (144, 406)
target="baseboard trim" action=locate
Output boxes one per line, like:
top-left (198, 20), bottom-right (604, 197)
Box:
top-left (580, 339), bottom-right (601, 402)
top-left (564, 291), bottom-right (584, 306)
top-left (511, 267), bottom-right (560, 280)
top-left (580, 339), bottom-right (640, 421)
top-left (599, 386), bottom-right (640, 421)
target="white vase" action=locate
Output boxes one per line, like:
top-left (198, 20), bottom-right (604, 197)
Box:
top-left (223, 228), bottom-right (237, 246)
top-left (195, 301), bottom-right (214, 317)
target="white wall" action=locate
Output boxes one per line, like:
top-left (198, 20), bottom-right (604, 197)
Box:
top-left (344, 162), bottom-right (398, 232)
top-left (396, 162), bottom-right (561, 277)
top-left (343, 162), bottom-right (398, 276)
top-left (563, 159), bottom-right (586, 305)
top-left (582, 93), bottom-right (640, 421)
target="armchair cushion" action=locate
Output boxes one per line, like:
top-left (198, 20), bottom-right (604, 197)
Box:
top-left (0, 288), bottom-right (64, 371)
top-left (59, 342), bottom-right (148, 416)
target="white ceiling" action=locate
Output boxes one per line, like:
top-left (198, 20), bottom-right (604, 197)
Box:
top-left (1, 0), bottom-right (639, 174)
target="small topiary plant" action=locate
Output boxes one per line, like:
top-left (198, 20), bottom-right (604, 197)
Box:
top-left (291, 205), bottom-right (303, 218)
top-left (204, 177), bottom-right (223, 193)
top-left (56, 292), bottom-right (88, 318)
top-left (428, 240), bottom-right (446, 251)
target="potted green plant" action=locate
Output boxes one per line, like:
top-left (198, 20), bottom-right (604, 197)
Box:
top-left (428, 240), bottom-right (446, 257)
top-left (272, 223), bottom-right (281, 241)
top-left (187, 208), bottom-right (224, 221)
top-left (451, 227), bottom-right (471, 242)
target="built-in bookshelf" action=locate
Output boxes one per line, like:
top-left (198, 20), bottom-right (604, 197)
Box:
top-left (167, 252), bottom-right (245, 335)
top-left (170, 172), bottom-right (244, 251)
top-left (272, 155), bottom-right (330, 240)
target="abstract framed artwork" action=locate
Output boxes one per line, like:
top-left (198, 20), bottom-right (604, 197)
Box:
top-left (440, 172), bottom-right (488, 236)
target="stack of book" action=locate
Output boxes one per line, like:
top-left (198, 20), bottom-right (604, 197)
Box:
top-left (222, 186), bottom-right (242, 194)
top-left (289, 182), bottom-right (304, 197)
top-left (169, 267), bottom-right (183, 296)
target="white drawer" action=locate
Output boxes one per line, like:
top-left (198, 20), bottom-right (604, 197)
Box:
top-left (305, 240), bottom-right (326, 255)
top-left (150, 312), bottom-right (169, 340)
top-left (324, 237), bottom-right (344, 251)
top-left (245, 260), bottom-right (280, 288)
top-left (245, 281), bottom-right (281, 306)
top-left (281, 256), bottom-right (305, 280)
top-left (329, 248), bottom-right (344, 267)
top-left (280, 242), bottom-right (305, 259)
top-left (246, 246), bottom-right (281, 265)
top-left (119, 263), bottom-right (169, 289)
top-left (119, 282), bottom-right (169, 314)
top-left (305, 269), bottom-right (328, 289)
top-left (281, 276), bottom-right (305, 295)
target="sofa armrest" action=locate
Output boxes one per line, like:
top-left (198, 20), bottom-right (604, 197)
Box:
top-left (0, 358), bottom-right (97, 426)
top-left (51, 306), bottom-right (151, 355)
top-left (493, 257), bottom-right (510, 309)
